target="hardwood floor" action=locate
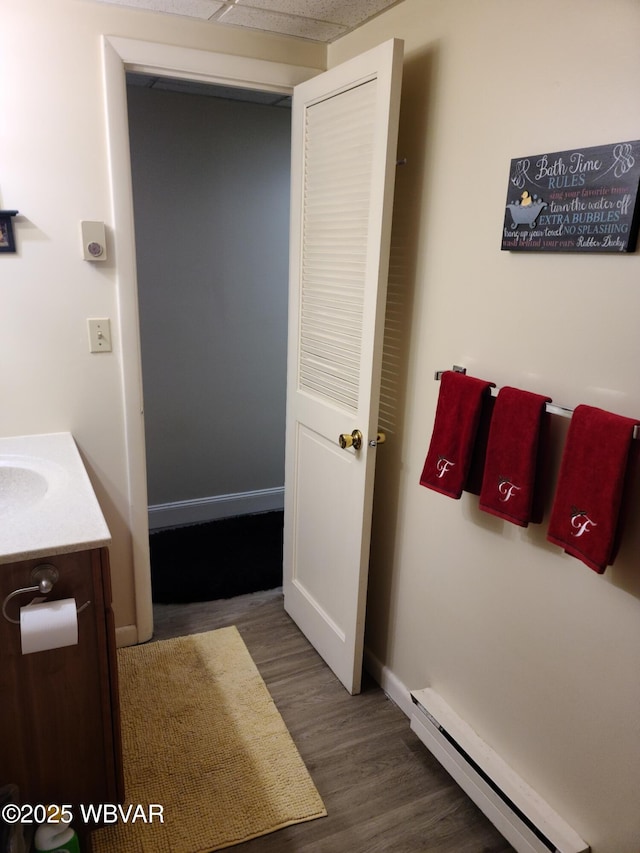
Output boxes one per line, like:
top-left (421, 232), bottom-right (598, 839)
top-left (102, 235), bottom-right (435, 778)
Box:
top-left (152, 589), bottom-right (515, 853)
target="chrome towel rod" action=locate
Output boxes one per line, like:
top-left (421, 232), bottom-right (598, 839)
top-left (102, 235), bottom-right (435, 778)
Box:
top-left (434, 366), bottom-right (640, 441)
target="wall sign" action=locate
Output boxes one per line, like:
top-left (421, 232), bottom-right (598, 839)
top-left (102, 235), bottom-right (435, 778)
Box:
top-left (501, 140), bottom-right (640, 253)
top-left (0, 210), bottom-right (18, 254)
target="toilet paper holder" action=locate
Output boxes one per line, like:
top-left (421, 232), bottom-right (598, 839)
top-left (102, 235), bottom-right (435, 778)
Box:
top-left (2, 564), bottom-right (91, 625)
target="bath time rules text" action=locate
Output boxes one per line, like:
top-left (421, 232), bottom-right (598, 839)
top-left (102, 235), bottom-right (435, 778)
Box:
top-left (501, 139), bottom-right (640, 252)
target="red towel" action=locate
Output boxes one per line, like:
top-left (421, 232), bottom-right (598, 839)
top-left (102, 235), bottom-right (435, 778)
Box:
top-left (479, 387), bottom-right (552, 526)
top-left (463, 391), bottom-right (496, 496)
top-left (547, 404), bottom-right (639, 573)
top-left (420, 371), bottom-right (495, 499)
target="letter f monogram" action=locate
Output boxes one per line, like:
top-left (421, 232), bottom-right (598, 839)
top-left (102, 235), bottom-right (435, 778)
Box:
top-left (498, 477), bottom-right (520, 502)
top-left (436, 456), bottom-right (455, 478)
top-left (571, 509), bottom-right (597, 538)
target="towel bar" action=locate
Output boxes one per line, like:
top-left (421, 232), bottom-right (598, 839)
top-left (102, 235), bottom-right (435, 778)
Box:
top-left (434, 367), bottom-right (640, 441)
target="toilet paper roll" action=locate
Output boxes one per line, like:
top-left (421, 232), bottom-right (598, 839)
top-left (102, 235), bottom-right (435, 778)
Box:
top-left (20, 598), bottom-right (79, 655)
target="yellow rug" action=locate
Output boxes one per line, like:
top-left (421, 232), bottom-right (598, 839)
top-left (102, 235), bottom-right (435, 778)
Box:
top-left (92, 626), bottom-right (326, 852)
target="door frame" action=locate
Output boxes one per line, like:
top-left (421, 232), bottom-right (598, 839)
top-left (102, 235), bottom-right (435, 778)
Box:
top-left (101, 35), bottom-right (322, 644)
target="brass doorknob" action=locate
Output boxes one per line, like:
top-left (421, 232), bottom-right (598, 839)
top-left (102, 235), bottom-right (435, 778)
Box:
top-left (338, 429), bottom-right (363, 450)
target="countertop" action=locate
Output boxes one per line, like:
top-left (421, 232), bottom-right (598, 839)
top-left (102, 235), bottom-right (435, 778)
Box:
top-left (0, 432), bottom-right (111, 564)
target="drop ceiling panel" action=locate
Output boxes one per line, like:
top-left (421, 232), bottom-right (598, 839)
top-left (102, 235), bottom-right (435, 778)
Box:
top-left (219, 4), bottom-right (346, 41)
top-left (90, 0), bottom-right (405, 42)
top-left (235, 0), bottom-right (400, 28)
top-left (98, 0), bottom-right (224, 19)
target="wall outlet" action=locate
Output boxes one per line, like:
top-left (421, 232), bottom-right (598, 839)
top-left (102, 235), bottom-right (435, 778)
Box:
top-left (88, 318), bottom-right (112, 353)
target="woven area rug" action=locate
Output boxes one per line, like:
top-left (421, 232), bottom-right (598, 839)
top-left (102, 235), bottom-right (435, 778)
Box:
top-left (92, 626), bottom-right (326, 853)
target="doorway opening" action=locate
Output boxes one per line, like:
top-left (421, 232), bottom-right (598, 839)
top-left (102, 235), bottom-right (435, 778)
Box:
top-left (102, 35), bottom-right (320, 643)
top-left (125, 73), bottom-right (291, 604)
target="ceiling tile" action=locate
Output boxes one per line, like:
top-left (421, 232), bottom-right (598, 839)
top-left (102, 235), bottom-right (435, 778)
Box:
top-left (219, 4), bottom-right (346, 40)
top-left (95, 0), bottom-right (224, 19)
top-left (235, 0), bottom-right (400, 28)
top-left (89, 0), bottom-right (405, 41)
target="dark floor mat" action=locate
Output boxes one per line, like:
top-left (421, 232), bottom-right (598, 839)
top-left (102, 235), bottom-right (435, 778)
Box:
top-left (150, 511), bottom-right (283, 603)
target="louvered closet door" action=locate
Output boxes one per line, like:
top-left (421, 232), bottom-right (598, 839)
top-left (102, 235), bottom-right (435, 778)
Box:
top-left (283, 39), bottom-right (403, 695)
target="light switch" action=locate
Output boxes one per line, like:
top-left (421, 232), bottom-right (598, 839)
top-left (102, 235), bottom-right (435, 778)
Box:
top-left (81, 221), bottom-right (107, 261)
top-left (88, 318), bottom-right (112, 353)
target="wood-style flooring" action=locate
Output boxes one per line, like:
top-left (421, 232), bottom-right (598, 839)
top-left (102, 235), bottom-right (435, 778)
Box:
top-left (152, 588), bottom-right (515, 853)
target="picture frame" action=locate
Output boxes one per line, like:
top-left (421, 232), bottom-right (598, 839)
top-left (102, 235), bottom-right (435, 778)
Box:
top-left (0, 211), bottom-right (18, 253)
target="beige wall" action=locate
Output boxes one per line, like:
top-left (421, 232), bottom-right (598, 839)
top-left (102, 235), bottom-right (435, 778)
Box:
top-left (331, 2), bottom-right (640, 852)
top-left (3, 0), bottom-right (640, 848)
top-left (0, 0), bottom-right (323, 631)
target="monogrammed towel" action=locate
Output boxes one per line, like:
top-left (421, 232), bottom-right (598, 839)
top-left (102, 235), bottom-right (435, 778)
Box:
top-left (420, 371), bottom-right (495, 499)
top-left (547, 404), bottom-right (638, 573)
top-left (479, 386), bottom-right (552, 526)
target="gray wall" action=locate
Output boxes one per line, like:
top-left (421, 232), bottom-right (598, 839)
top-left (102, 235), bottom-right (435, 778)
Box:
top-left (127, 86), bottom-right (291, 524)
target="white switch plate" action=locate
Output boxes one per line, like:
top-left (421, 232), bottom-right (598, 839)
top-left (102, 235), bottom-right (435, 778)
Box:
top-left (87, 318), bottom-right (112, 353)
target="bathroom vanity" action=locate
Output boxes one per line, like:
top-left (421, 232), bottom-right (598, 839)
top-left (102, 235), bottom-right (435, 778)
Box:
top-left (0, 433), bottom-right (123, 844)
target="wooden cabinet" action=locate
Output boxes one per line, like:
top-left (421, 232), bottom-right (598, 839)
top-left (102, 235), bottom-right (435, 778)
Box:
top-left (0, 548), bottom-right (123, 833)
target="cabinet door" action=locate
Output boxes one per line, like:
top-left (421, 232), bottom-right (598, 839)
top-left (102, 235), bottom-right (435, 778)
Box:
top-left (0, 549), bottom-right (122, 815)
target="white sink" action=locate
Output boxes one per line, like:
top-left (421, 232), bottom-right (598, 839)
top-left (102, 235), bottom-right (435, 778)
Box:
top-left (0, 455), bottom-right (66, 515)
top-left (0, 433), bottom-right (111, 564)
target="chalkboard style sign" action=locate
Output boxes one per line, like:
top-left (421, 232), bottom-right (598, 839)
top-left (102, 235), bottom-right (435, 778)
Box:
top-left (501, 140), bottom-right (640, 253)
top-left (0, 210), bottom-right (18, 254)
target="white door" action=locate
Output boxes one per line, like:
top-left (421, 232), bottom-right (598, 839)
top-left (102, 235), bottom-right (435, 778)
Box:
top-left (283, 39), bottom-right (404, 694)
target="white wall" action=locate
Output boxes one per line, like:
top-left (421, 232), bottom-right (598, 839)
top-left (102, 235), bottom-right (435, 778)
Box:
top-left (0, 0), bottom-right (323, 632)
top-left (331, 2), bottom-right (640, 852)
top-left (127, 86), bottom-right (291, 521)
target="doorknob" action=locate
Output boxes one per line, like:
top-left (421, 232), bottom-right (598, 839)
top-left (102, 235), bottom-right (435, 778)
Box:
top-left (369, 431), bottom-right (386, 447)
top-left (338, 429), bottom-right (363, 450)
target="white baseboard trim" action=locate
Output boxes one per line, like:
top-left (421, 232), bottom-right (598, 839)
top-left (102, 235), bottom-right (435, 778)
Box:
top-left (115, 624), bottom-right (138, 648)
top-left (148, 486), bottom-right (284, 530)
top-left (363, 646), bottom-right (414, 719)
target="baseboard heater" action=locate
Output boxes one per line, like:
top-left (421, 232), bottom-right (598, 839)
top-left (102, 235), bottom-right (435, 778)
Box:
top-left (410, 688), bottom-right (590, 853)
